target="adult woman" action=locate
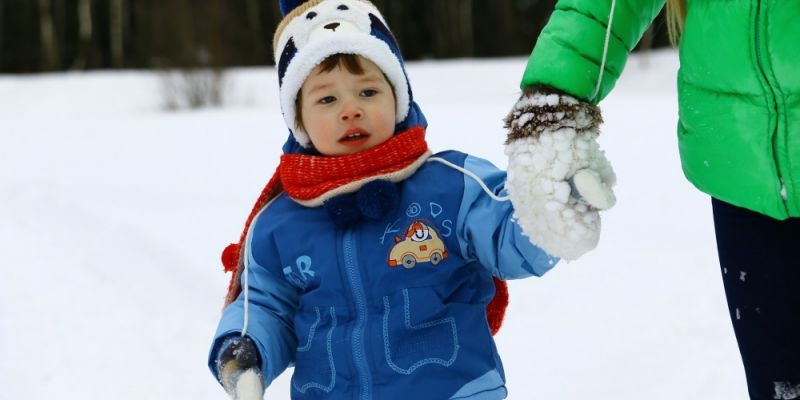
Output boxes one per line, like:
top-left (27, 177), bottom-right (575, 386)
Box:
top-left (504, 1), bottom-right (800, 399)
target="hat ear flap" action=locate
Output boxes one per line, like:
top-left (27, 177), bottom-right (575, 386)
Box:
top-left (279, 0), bottom-right (310, 15)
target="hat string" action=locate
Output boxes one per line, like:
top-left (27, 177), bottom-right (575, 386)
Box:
top-left (590, 0), bottom-right (617, 103)
top-left (427, 157), bottom-right (511, 202)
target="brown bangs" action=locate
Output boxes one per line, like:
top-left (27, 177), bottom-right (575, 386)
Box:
top-left (317, 53), bottom-right (366, 75)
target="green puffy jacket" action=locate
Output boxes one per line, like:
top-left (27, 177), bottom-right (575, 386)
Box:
top-left (521, 0), bottom-right (800, 219)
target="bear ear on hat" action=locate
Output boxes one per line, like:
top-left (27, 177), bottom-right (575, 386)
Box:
top-left (279, 0), bottom-right (310, 15)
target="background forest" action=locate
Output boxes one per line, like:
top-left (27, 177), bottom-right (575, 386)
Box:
top-left (0, 0), bottom-right (670, 73)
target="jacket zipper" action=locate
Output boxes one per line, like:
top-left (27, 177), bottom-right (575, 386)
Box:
top-left (753, 0), bottom-right (786, 207)
top-left (343, 229), bottom-right (372, 399)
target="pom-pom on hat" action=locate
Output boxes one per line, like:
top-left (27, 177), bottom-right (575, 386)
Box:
top-left (273, 0), bottom-right (425, 149)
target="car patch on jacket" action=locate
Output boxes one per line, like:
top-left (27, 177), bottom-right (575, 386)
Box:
top-left (387, 220), bottom-right (448, 269)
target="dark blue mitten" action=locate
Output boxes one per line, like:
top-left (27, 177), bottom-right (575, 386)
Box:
top-left (217, 336), bottom-right (265, 400)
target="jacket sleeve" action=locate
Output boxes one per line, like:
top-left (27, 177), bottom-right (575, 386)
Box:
top-left (208, 211), bottom-right (299, 388)
top-left (522, 0), bottom-right (665, 103)
top-left (455, 155), bottom-right (560, 279)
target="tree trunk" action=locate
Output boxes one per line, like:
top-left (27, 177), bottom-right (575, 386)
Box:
top-left (0, 0), bottom-right (4, 67)
top-left (132, 0), bottom-right (150, 69)
top-left (430, 0), bottom-right (474, 58)
top-left (246, 0), bottom-right (266, 63)
top-left (110, 0), bottom-right (125, 68)
top-left (72, 0), bottom-right (93, 70)
top-left (37, 0), bottom-right (60, 70)
top-left (496, 0), bottom-right (515, 55)
top-left (636, 25), bottom-right (655, 67)
top-left (179, 0), bottom-right (195, 67)
top-left (458, 0), bottom-right (474, 57)
top-left (53, 0), bottom-right (65, 51)
top-left (429, 1), bottom-right (447, 57)
top-left (638, 25), bottom-right (655, 52)
top-left (207, 0), bottom-right (223, 67)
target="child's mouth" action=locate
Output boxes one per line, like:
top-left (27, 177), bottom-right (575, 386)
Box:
top-left (340, 130), bottom-right (370, 147)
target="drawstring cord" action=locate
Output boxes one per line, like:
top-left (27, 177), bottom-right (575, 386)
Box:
top-left (427, 157), bottom-right (510, 202)
top-left (240, 202), bottom-right (273, 337)
top-left (242, 259), bottom-right (250, 337)
top-left (241, 240), bottom-right (252, 337)
top-left (590, 0), bottom-right (618, 102)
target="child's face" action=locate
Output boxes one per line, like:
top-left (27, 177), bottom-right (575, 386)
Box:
top-left (299, 57), bottom-right (396, 156)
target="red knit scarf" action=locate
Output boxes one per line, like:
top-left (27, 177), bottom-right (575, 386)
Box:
top-left (281, 126), bottom-right (431, 206)
top-left (220, 126), bottom-right (509, 335)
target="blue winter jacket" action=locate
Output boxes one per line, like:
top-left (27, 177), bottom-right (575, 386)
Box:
top-left (208, 150), bottom-right (559, 400)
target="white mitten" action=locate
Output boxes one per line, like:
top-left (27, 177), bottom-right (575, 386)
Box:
top-left (229, 369), bottom-right (265, 400)
top-left (504, 87), bottom-right (616, 260)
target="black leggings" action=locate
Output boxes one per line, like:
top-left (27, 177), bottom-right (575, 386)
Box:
top-left (712, 198), bottom-right (800, 400)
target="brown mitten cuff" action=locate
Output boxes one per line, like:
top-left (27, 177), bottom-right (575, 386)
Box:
top-left (504, 85), bottom-right (603, 143)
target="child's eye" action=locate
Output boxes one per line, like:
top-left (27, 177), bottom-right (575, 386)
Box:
top-left (318, 96), bottom-right (336, 104)
top-left (360, 89), bottom-right (378, 97)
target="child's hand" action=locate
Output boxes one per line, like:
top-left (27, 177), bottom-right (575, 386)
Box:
top-left (217, 336), bottom-right (265, 400)
top-left (504, 86), bottom-right (616, 260)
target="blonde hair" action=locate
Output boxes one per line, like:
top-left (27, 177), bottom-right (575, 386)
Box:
top-left (666, 0), bottom-right (687, 45)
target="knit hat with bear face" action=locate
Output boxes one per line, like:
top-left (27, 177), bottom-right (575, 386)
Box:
top-left (274, 0), bottom-right (426, 153)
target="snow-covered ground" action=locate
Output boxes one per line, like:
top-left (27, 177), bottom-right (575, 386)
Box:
top-left (0, 50), bottom-right (748, 399)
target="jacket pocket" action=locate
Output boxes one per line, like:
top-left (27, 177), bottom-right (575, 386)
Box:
top-left (292, 306), bottom-right (337, 394)
top-left (382, 287), bottom-right (459, 375)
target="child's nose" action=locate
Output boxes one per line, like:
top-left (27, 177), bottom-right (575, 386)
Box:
top-left (340, 105), bottom-right (363, 121)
